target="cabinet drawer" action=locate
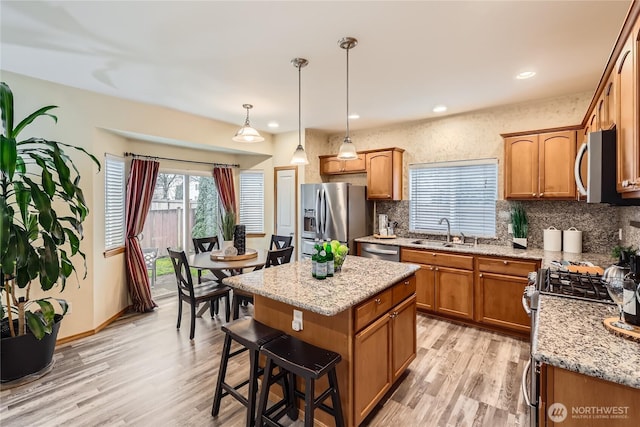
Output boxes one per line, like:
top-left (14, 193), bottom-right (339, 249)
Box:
top-left (401, 248), bottom-right (473, 270)
top-left (392, 275), bottom-right (416, 306)
top-left (477, 257), bottom-right (538, 277)
top-left (355, 288), bottom-right (393, 331)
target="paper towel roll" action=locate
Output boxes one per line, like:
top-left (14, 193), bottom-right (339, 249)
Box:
top-left (563, 227), bottom-right (582, 254)
top-left (543, 227), bottom-right (562, 251)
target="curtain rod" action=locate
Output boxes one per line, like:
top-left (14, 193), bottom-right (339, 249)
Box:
top-left (124, 152), bottom-right (239, 168)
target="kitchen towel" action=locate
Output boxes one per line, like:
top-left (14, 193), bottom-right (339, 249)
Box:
top-left (563, 227), bottom-right (582, 254)
top-left (543, 227), bottom-right (562, 251)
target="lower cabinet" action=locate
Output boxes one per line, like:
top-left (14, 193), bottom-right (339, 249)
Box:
top-left (435, 267), bottom-right (474, 320)
top-left (540, 365), bottom-right (640, 427)
top-left (354, 293), bottom-right (416, 425)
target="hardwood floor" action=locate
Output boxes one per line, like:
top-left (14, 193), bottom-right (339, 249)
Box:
top-left (0, 296), bottom-right (530, 427)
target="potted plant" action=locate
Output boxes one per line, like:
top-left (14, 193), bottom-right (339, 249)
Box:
top-left (510, 202), bottom-right (528, 249)
top-left (0, 82), bottom-right (100, 382)
top-left (219, 210), bottom-right (237, 255)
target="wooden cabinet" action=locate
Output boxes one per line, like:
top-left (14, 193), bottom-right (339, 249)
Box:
top-left (504, 130), bottom-right (577, 199)
top-left (540, 365), bottom-right (640, 427)
top-left (319, 153), bottom-right (366, 175)
top-left (366, 148), bottom-right (404, 200)
top-left (616, 24), bottom-right (640, 194)
top-left (401, 248), bottom-right (474, 320)
top-left (354, 283), bottom-right (416, 425)
top-left (475, 256), bottom-right (539, 333)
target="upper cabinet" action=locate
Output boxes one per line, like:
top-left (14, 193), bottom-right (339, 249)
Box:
top-left (616, 21), bottom-right (640, 195)
top-left (366, 148), bottom-right (404, 201)
top-left (319, 153), bottom-right (366, 175)
top-left (504, 130), bottom-right (577, 200)
top-left (319, 147), bottom-right (404, 201)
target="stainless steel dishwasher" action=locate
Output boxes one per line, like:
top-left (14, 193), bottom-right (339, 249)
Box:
top-left (359, 242), bottom-right (400, 262)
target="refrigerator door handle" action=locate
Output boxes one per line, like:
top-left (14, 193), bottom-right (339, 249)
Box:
top-left (315, 188), bottom-right (321, 235)
top-left (321, 189), bottom-right (327, 236)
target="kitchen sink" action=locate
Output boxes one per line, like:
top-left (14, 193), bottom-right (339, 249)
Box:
top-left (410, 239), bottom-right (453, 247)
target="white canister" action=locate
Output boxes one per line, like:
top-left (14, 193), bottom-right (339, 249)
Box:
top-left (563, 227), bottom-right (583, 254)
top-left (543, 226), bottom-right (562, 251)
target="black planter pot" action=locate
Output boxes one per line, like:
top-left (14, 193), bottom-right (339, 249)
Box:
top-left (0, 314), bottom-right (62, 383)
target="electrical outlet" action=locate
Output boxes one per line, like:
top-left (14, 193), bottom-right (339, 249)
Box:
top-left (508, 223), bottom-right (513, 234)
top-left (292, 309), bottom-right (303, 331)
top-left (619, 228), bottom-right (623, 240)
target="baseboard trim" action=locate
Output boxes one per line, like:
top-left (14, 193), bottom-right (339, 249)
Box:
top-left (56, 306), bottom-right (131, 345)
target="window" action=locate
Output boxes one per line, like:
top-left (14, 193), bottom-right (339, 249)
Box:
top-left (409, 159), bottom-right (497, 237)
top-left (105, 155), bottom-right (125, 249)
top-left (239, 170), bottom-right (264, 234)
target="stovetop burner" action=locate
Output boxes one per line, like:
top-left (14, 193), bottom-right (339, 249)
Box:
top-left (539, 268), bottom-right (614, 304)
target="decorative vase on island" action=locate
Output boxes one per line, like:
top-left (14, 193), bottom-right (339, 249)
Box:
top-left (234, 225), bottom-right (246, 255)
top-left (221, 240), bottom-right (237, 256)
top-left (513, 237), bottom-right (527, 249)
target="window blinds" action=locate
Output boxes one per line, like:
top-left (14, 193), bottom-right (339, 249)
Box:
top-left (239, 170), bottom-right (264, 234)
top-left (409, 159), bottom-right (497, 237)
top-left (105, 155), bottom-right (126, 249)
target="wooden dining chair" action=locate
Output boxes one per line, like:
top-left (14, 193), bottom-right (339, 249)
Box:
top-left (270, 234), bottom-right (293, 250)
top-left (192, 236), bottom-right (220, 284)
top-left (167, 248), bottom-right (231, 340)
top-left (231, 246), bottom-right (295, 320)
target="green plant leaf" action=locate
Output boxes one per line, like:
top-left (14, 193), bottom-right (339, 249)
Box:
top-left (13, 181), bottom-right (31, 223)
top-left (0, 81), bottom-right (15, 138)
top-left (13, 105), bottom-right (57, 138)
top-left (40, 233), bottom-right (60, 290)
top-left (25, 311), bottom-right (46, 340)
top-left (34, 299), bottom-right (55, 326)
top-left (0, 198), bottom-right (11, 262)
top-left (0, 135), bottom-right (17, 180)
top-left (63, 228), bottom-right (80, 255)
top-left (60, 249), bottom-right (73, 282)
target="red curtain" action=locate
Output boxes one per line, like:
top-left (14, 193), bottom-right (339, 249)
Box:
top-left (125, 158), bottom-right (159, 312)
top-left (213, 167), bottom-right (237, 213)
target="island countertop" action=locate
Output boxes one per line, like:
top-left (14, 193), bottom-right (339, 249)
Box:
top-left (533, 294), bottom-right (640, 389)
top-left (222, 256), bottom-right (420, 316)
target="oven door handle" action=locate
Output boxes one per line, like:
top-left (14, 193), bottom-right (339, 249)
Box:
top-left (521, 359), bottom-right (532, 407)
top-left (522, 292), bottom-right (532, 316)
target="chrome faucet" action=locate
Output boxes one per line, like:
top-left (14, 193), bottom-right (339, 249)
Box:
top-left (438, 217), bottom-right (451, 243)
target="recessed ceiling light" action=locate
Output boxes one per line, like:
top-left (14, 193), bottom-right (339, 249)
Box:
top-left (348, 113), bottom-right (360, 119)
top-left (267, 121), bottom-right (279, 128)
top-left (433, 105), bottom-right (447, 113)
top-left (516, 71), bottom-right (536, 80)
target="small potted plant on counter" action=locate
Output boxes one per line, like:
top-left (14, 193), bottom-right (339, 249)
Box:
top-left (511, 202), bottom-right (528, 249)
top-left (1, 82), bottom-right (100, 383)
top-left (219, 210), bottom-right (237, 256)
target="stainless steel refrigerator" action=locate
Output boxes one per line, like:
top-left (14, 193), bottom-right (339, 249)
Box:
top-left (300, 183), bottom-right (370, 259)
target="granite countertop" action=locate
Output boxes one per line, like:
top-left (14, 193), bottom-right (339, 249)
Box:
top-left (223, 256), bottom-right (420, 316)
top-left (355, 236), bottom-right (615, 269)
top-left (533, 294), bottom-right (640, 389)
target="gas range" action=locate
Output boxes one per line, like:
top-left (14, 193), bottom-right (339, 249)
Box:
top-left (537, 268), bottom-right (614, 304)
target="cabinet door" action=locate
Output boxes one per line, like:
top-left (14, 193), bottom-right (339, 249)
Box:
top-left (320, 157), bottom-right (345, 175)
top-left (391, 295), bottom-right (417, 381)
top-left (616, 34), bottom-right (638, 192)
top-left (354, 313), bottom-right (391, 425)
top-left (435, 267), bottom-right (474, 320)
top-left (504, 135), bottom-right (539, 199)
top-left (366, 150), bottom-right (394, 199)
top-left (415, 265), bottom-right (435, 311)
top-left (342, 153), bottom-right (366, 173)
top-left (475, 272), bottom-right (530, 333)
top-left (604, 78), bottom-right (615, 129)
top-left (539, 130), bottom-right (577, 199)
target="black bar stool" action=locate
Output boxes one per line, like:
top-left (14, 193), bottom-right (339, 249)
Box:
top-left (211, 317), bottom-right (287, 427)
top-left (256, 334), bottom-right (345, 427)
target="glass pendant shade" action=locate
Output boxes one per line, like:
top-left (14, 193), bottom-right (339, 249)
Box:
top-left (290, 57), bottom-right (310, 165)
top-left (291, 144), bottom-right (309, 165)
top-left (337, 136), bottom-right (358, 160)
top-left (232, 104), bottom-right (264, 143)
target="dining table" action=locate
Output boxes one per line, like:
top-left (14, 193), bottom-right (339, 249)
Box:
top-left (188, 248), bottom-right (268, 316)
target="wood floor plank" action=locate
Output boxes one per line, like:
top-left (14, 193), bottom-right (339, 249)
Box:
top-left (0, 296), bottom-right (530, 427)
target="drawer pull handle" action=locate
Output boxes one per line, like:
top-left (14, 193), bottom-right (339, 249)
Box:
top-left (429, 266), bottom-right (434, 271)
top-left (479, 273), bottom-right (483, 277)
top-left (435, 267), bottom-right (439, 271)
top-left (404, 280), bottom-right (410, 286)
top-left (432, 253), bottom-right (436, 257)
top-left (375, 298), bottom-right (382, 305)
top-left (503, 260), bottom-right (508, 265)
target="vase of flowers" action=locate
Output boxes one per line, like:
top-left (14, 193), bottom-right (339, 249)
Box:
top-left (220, 210), bottom-right (237, 256)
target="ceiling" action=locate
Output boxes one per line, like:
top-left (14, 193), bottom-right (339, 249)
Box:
top-left (0, 1), bottom-right (633, 136)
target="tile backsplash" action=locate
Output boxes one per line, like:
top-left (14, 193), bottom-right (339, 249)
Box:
top-left (375, 200), bottom-right (628, 255)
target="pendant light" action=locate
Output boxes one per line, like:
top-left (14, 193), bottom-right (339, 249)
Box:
top-left (337, 36), bottom-right (358, 160)
top-left (232, 104), bottom-right (265, 143)
top-left (290, 57), bottom-right (310, 165)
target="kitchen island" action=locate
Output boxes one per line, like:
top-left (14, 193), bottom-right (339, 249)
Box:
top-left (223, 256), bottom-right (420, 427)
